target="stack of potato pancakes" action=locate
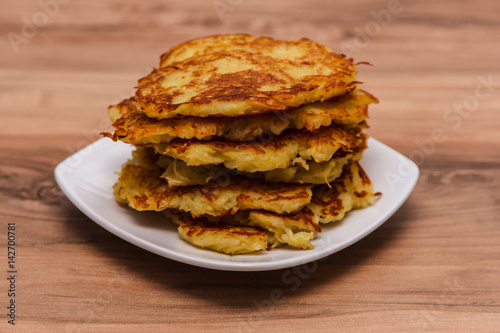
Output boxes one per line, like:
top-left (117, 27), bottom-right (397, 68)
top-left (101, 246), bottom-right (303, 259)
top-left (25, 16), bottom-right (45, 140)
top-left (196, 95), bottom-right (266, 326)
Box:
top-left (103, 34), bottom-right (380, 255)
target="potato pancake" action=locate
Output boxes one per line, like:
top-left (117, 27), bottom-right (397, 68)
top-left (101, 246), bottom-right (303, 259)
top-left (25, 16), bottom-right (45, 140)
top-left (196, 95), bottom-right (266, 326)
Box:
top-left (154, 125), bottom-right (364, 173)
top-left (157, 153), bottom-right (354, 186)
top-left (156, 135), bottom-right (368, 186)
top-left (135, 34), bottom-right (358, 118)
top-left (162, 160), bottom-right (377, 253)
top-left (104, 89), bottom-right (377, 145)
top-left (178, 222), bottom-right (272, 255)
top-left (113, 148), bottom-right (312, 217)
top-left (165, 210), bottom-right (277, 255)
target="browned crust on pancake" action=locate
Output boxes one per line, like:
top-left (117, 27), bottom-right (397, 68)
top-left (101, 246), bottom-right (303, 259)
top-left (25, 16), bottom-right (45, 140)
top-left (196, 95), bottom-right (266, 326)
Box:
top-left (161, 159), bottom-right (377, 252)
top-left (135, 34), bottom-right (358, 118)
top-left (113, 150), bottom-right (313, 217)
top-left (102, 89), bottom-right (377, 145)
top-left (180, 222), bottom-right (265, 238)
top-left (153, 124), bottom-right (363, 173)
top-left (250, 208), bottom-right (322, 234)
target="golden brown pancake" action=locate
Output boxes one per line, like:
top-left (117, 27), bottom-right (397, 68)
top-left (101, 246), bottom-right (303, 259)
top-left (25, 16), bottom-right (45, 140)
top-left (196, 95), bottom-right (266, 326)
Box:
top-left (177, 221), bottom-right (272, 255)
top-left (113, 148), bottom-right (312, 217)
top-left (135, 34), bottom-right (359, 118)
top-left (162, 160), bottom-right (377, 253)
top-left (166, 209), bottom-right (317, 252)
top-left (155, 134), bottom-right (368, 186)
top-left (157, 153), bottom-right (354, 186)
top-left (154, 125), bottom-right (365, 173)
top-left (104, 89), bottom-right (377, 145)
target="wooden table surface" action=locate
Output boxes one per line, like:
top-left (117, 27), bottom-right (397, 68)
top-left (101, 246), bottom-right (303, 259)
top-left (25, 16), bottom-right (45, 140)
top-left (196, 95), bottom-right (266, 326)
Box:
top-left (1, 0), bottom-right (499, 331)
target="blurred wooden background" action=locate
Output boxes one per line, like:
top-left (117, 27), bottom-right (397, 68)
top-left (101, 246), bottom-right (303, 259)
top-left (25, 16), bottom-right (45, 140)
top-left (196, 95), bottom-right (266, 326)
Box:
top-left (1, 0), bottom-right (499, 331)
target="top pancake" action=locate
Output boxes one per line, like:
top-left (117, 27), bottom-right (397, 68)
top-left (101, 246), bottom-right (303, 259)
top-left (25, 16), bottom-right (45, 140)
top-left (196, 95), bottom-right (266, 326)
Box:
top-left (135, 34), bottom-right (358, 119)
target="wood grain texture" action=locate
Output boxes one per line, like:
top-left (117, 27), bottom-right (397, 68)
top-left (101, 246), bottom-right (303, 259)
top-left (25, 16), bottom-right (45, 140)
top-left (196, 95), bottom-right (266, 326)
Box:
top-left (1, 0), bottom-right (499, 331)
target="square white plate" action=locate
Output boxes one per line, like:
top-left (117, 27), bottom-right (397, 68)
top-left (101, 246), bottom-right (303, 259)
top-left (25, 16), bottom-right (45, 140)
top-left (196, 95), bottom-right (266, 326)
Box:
top-left (55, 138), bottom-right (419, 271)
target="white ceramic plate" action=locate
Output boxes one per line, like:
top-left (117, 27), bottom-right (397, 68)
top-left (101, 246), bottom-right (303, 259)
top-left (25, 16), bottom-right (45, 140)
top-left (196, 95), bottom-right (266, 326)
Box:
top-left (55, 138), bottom-right (419, 271)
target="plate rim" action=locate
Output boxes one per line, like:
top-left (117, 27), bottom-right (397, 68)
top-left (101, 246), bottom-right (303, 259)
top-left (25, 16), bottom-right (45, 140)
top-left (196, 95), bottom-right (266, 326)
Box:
top-left (55, 138), bottom-right (419, 271)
